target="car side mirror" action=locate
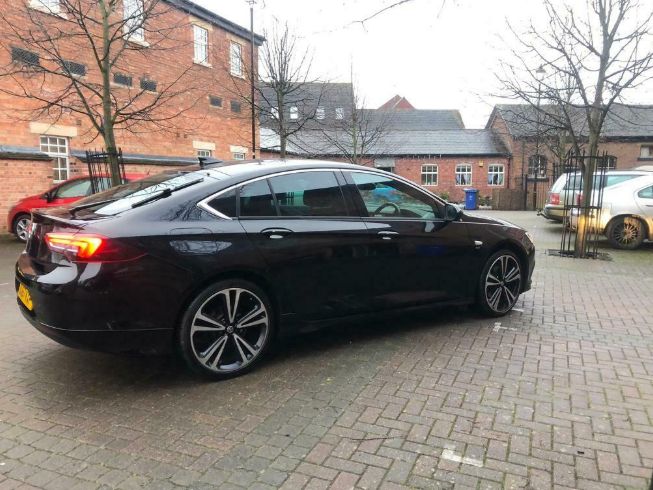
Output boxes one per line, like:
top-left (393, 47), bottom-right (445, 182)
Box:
top-left (444, 203), bottom-right (462, 222)
top-left (44, 191), bottom-right (53, 203)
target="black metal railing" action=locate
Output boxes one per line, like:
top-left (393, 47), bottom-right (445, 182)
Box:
top-left (85, 149), bottom-right (126, 194)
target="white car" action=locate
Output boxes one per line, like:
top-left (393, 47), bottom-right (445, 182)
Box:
top-left (569, 174), bottom-right (653, 249)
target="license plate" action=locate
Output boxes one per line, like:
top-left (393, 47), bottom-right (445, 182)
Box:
top-left (17, 283), bottom-right (33, 311)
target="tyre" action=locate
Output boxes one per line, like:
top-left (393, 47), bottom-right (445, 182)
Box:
top-left (178, 279), bottom-right (275, 379)
top-left (476, 250), bottom-right (522, 317)
top-left (12, 214), bottom-right (31, 242)
top-left (606, 217), bottom-right (644, 250)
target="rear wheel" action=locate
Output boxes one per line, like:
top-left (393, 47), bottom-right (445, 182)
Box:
top-left (178, 280), bottom-right (275, 379)
top-left (476, 250), bottom-right (522, 317)
top-left (12, 214), bottom-right (31, 242)
top-left (606, 217), bottom-right (644, 250)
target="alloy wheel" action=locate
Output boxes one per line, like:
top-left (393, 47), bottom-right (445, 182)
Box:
top-left (15, 216), bottom-right (30, 242)
top-left (189, 287), bottom-right (269, 374)
top-left (613, 220), bottom-right (640, 246)
top-left (484, 255), bottom-right (521, 314)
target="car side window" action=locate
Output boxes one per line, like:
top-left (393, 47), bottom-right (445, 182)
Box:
top-left (54, 179), bottom-right (92, 198)
top-left (239, 180), bottom-right (277, 217)
top-left (638, 186), bottom-right (653, 199)
top-left (206, 189), bottom-right (237, 218)
top-left (349, 172), bottom-right (442, 219)
top-left (268, 172), bottom-right (348, 217)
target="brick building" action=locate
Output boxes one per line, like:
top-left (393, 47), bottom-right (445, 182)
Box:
top-left (261, 91), bottom-right (511, 203)
top-left (486, 104), bottom-right (653, 210)
top-left (0, 0), bottom-right (262, 231)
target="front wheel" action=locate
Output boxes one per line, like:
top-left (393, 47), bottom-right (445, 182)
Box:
top-left (476, 250), bottom-right (522, 317)
top-left (606, 217), bottom-right (644, 250)
top-left (178, 280), bottom-right (275, 380)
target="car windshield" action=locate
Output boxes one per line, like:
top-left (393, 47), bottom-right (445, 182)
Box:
top-left (71, 171), bottom-right (212, 216)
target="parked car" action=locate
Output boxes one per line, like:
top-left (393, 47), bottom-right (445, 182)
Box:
top-left (7, 173), bottom-right (147, 242)
top-left (542, 170), bottom-right (650, 222)
top-left (15, 160), bottom-right (535, 379)
top-left (568, 173), bottom-right (653, 249)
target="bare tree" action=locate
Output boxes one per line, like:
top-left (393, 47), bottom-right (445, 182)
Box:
top-left (0, 0), bottom-right (204, 185)
top-left (231, 21), bottom-right (326, 159)
top-left (499, 0), bottom-right (653, 257)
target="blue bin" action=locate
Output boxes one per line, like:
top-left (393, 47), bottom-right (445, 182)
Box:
top-left (464, 188), bottom-right (479, 210)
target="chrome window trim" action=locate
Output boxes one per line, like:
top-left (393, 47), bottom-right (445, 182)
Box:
top-left (197, 168), bottom-right (346, 220)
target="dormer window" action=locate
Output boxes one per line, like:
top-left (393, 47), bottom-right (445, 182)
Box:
top-left (290, 106), bottom-right (299, 120)
top-left (316, 107), bottom-right (325, 120)
top-left (124, 0), bottom-right (145, 42)
top-left (335, 107), bottom-right (344, 120)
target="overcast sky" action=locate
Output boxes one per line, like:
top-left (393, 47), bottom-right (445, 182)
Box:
top-left (196, 0), bottom-right (653, 129)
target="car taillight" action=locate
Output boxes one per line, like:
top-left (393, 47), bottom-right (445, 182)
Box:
top-left (549, 192), bottom-right (560, 205)
top-left (44, 233), bottom-right (143, 262)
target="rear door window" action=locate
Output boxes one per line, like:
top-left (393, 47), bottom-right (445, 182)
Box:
top-left (55, 178), bottom-right (92, 198)
top-left (206, 189), bottom-right (237, 218)
top-left (268, 171), bottom-right (348, 217)
top-left (239, 180), bottom-right (277, 217)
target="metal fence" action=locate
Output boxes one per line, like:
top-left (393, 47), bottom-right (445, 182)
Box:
top-left (85, 149), bottom-right (126, 194)
top-left (556, 151), bottom-right (612, 258)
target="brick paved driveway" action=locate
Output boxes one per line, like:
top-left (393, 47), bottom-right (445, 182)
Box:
top-left (0, 212), bottom-right (652, 490)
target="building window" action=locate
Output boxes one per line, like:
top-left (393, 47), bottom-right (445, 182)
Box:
top-left (231, 100), bottom-right (241, 113)
top-left (640, 145), bottom-right (653, 160)
top-left (233, 152), bottom-right (246, 160)
top-left (11, 46), bottom-right (40, 67)
top-left (113, 72), bottom-right (132, 87)
top-left (140, 78), bottom-right (157, 92)
top-left (598, 155), bottom-right (617, 169)
top-left (230, 42), bottom-right (243, 77)
top-left (123, 0), bottom-right (145, 42)
top-left (197, 149), bottom-right (212, 158)
top-left (528, 154), bottom-right (547, 179)
top-left (335, 107), bottom-right (344, 120)
top-left (488, 164), bottom-right (505, 186)
top-left (40, 136), bottom-right (69, 182)
top-left (29, 0), bottom-right (61, 14)
top-left (209, 95), bottom-right (222, 108)
top-left (289, 106), bottom-right (299, 120)
top-left (316, 107), bottom-right (325, 120)
top-left (455, 164), bottom-right (472, 186)
top-left (62, 60), bottom-right (86, 77)
top-left (421, 165), bottom-right (438, 186)
top-left (193, 25), bottom-right (209, 64)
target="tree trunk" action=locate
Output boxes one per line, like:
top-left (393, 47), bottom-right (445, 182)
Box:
top-left (574, 115), bottom-right (600, 258)
top-left (100, 1), bottom-right (122, 187)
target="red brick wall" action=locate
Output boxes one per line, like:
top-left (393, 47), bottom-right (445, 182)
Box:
top-left (0, 0), bottom-right (258, 168)
top-left (1, 158), bottom-right (53, 232)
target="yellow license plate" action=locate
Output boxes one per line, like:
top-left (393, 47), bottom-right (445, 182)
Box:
top-left (17, 283), bottom-right (33, 311)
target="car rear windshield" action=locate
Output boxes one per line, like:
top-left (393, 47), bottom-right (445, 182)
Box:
top-left (71, 171), bottom-right (212, 217)
top-left (563, 173), bottom-right (640, 191)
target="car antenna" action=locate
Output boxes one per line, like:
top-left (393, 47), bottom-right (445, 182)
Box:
top-left (198, 156), bottom-right (223, 169)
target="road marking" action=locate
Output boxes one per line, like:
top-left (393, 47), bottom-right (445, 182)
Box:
top-left (492, 322), bottom-right (517, 332)
top-left (441, 449), bottom-right (484, 467)
top-left (512, 307), bottom-right (524, 312)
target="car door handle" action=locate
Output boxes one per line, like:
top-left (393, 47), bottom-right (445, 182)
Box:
top-left (378, 230), bottom-right (399, 240)
top-left (261, 228), bottom-right (293, 240)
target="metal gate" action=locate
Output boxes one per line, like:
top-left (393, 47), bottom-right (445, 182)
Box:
top-left (85, 149), bottom-right (126, 194)
top-left (554, 151), bottom-right (612, 258)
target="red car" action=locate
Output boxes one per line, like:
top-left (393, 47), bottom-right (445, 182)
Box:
top-left (8, 174), bottom-right (146, 241)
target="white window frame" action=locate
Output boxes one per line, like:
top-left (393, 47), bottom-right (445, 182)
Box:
top-left (270, 106), bottom-right (279, 120)
top-left (197, 149), bottom-right (212, 158)
top-left (289, 106), bottom-right (299, 120)
top-left (230, 42), bottom-right (243, 77)
top-left (335, 107), bottom-right (344, 120)
top-left (316, 107), bottom-right (325, 120)
top-left (40, 135), bottom-right (69, 183)
top-left (123, 0), bottom-right (145, 43)
top-left (29, 0), bottom-right (63, 16)
top-left (487, 164), bottom-right (505, 186)
top-left (640, 145), bottom-right (653, 159)
top-left (455, 164), bottom-right (472, 186)
top-left (232, 152), bottom-right (246, 160)
top-left (421, 164), bottom-right (438, 186)
top-left (193, 25), bottom-right (209, 65)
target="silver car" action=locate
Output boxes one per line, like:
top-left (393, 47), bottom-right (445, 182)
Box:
top-left (569, 173), bottom-right (653, 249)
top-left (542, 170), bottom-right (649, 222)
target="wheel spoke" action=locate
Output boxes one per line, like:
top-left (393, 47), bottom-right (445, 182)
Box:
top-left (209, 335), bottom-right (229, 369)
top-left (237, 306), bottom-right (266, 328)
top-left (504, 267), bottom-right (520, 283)
top-left (504, 286), bottom-right (516, 303)
top-left (501, 256), bottom-right (507, 278)
top-left (486, 273), bottom-right (501, 286)
top-left (488, 287), bottom-right (502, 310)
top-left (200, 334), bottom-right (228, 362)
top-left (234, 333), bottom-right (259, 357)
top-left (193, 312), bottom-right (226, 331)
top-left (221, 289), bottom-right (242, 324)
